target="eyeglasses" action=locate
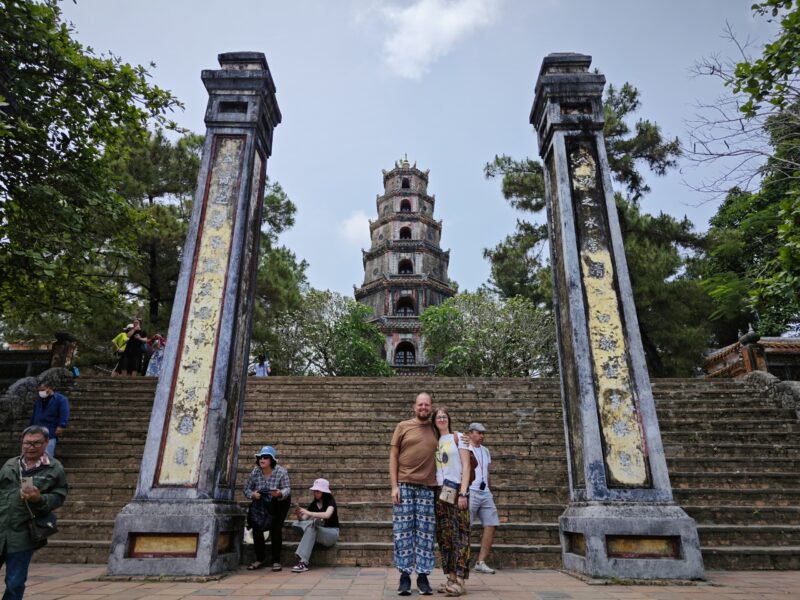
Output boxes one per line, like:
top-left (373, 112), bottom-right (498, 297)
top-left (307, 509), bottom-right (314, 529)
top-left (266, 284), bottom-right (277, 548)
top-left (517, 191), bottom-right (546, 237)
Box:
top-left (435, 415), bottom-right (449, 420)
top-left (22, 440), bottom-right (45, 447)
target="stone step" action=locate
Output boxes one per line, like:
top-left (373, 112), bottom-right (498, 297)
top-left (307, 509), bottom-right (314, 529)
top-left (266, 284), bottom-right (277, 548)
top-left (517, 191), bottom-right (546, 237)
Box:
top-left (698, 525), bottom-right (800, 547)
top-left (34, 539), bottom-right (564, 569)
top-left (700, 546), bottom-right (800, 570)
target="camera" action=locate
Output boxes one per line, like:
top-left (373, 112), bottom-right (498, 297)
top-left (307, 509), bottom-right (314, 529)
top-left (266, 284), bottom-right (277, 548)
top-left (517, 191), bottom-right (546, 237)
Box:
top-left (479, 482), bottom-right (486, 490)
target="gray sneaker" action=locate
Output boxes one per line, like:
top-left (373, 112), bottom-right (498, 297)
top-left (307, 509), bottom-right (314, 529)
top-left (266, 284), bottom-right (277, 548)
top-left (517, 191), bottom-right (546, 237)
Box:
top-left (474, 560), bottom-right (495, 574)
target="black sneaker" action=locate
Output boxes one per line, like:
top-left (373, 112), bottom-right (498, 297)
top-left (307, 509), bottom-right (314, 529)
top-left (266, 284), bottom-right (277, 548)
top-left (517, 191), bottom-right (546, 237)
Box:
top-left (417, 573), bottom-right (433, 595)
top-left (398, 572), bottom-right (412, 596)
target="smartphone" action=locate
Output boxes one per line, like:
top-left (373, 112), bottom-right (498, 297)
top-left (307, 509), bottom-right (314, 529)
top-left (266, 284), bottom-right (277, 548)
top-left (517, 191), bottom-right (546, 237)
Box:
top-left (20, 476), bottom-right (34, 491)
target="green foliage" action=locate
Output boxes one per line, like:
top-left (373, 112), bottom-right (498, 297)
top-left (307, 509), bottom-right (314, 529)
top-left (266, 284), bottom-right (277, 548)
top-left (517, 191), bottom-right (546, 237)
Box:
top-left (483, 83), bottom-right (711, 376)
top-left (264, 290), bottom-right (392, 376)
top-left (702, 103), bottom-right (800, 336)
top-left (616, 199), bottom-right (712, 376)
top-left (732, 0), bottom-right (800, 117)
top-left (0, 0), bottom-right (180, 324)
top-left (420, 292), bottom-right (557, 377)
top-left (603, 84), bottom-right (682, 202)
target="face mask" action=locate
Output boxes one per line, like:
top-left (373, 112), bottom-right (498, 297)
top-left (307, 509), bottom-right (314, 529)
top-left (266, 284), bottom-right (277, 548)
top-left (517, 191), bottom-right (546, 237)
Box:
top-left (38, 391), bottom-right (49, 399)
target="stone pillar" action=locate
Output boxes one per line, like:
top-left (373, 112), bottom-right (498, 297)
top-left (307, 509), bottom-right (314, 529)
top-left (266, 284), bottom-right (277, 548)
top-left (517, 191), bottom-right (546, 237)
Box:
top-left (108, 52), bottom-right (281, 577)
top-left (530, 53), bottom-right (704, 580)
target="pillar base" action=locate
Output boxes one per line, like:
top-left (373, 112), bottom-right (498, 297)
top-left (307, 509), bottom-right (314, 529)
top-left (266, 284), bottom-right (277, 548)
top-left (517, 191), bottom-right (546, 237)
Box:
top-left (107, 500), bottom-right (244, 577)
top-left (559, 502), bottom-right (705, 580)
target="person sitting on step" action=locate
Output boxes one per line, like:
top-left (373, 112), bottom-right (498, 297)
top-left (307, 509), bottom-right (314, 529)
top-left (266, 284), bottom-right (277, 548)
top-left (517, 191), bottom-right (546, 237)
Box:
top-left (290, 478), bottom-right (340, 573)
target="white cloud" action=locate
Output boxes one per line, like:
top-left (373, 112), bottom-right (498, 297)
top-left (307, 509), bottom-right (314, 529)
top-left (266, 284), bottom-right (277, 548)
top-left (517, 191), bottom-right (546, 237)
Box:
top-left (381, 0), bottom-right (502, 80)
top-left (340, 210), bottom-right (371, 246)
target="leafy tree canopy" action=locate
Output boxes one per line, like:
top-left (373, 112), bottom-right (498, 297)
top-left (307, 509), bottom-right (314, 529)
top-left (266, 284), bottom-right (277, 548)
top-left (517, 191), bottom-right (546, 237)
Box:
top-left (420, 292), bottom-right (557, 377)
top-left (263, 289), bottom-right (392, 377)
top-left (732, 0), bottom-right (800, 117)
top-left (0, 0), bottom-right (181, 320)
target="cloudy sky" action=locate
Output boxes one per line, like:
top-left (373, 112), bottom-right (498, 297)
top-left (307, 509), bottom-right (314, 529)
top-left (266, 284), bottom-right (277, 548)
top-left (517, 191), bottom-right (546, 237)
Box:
top-left (60, 0), bottom-right (776, 295)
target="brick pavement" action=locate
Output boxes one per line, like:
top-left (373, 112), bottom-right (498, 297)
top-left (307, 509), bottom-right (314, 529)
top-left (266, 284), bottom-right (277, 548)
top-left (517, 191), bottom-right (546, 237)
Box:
top-left (8, 565), bottom-right (798, 599)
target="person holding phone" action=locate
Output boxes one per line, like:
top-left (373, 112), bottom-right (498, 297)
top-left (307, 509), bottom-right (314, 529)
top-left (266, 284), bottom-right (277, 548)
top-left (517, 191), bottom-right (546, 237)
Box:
top-left (243, 446), bottom-right (291, 571)
top-left (290, 478), bottom-right (339, 573)
top-left (0, 426), bottom-right (68, 599)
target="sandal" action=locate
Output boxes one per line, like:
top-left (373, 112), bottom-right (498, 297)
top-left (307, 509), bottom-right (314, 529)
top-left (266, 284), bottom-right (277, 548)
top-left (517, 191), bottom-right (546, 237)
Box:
top-left (439, 575), bottom-right (456, 593)
top-left (247, 561), bottom-right (264, 570)
top-left (445, 579), bottom-right (465, 597)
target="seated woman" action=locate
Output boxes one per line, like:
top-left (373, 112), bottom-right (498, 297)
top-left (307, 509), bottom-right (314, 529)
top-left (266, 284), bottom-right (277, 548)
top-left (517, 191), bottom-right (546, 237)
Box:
top-left (244, 445), bottom-right (291, 571)
top-left (290, 478), bottom-right (340, 573)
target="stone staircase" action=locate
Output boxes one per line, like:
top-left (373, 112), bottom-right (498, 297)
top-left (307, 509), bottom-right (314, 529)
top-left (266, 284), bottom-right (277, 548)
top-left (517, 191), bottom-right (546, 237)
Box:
top-left (7, 376), bottom-right (799, 570)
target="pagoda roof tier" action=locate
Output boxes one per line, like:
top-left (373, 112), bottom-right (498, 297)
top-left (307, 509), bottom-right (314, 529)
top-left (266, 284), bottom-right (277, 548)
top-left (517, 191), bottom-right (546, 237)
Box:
top-left (362, 240), bottom-right (450, 264)
top-left (369, 212), bottom-right (442, 232)
top-left (355, 274), bottom-right (456, 299)
top-left (382, 159), bottom-right (429, 183)
top-left (375, 190), bottom-right (436, 207)
top-left (368, 316), bottom-right (423, 333)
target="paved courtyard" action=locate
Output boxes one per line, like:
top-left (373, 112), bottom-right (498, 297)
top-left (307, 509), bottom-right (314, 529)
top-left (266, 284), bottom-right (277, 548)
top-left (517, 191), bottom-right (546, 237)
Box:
top-left (12, 565), bottom-right (799, 599)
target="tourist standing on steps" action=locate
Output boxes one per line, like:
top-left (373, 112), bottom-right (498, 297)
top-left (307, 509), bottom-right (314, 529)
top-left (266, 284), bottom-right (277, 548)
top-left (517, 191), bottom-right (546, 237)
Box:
top-left (0, 425), bottom-right (68, 600)
top-left (432, 407), bottom-right (472, 597)
top-left (254, 355), bottom-right (271, 377)
top-left (468, 422), bottom-right (499, 574)
top-left (290, 478), bottom-right (340, 573)
top-left (389, 392), bottom-right (437, 596)
top-left (145, 333), bottom-right (166, 377)
top-left (120, 318), bottom-right (148, 376)
top-left (29, 383), bottom-right (70, 458)
top-left (244, 446), bottom-right (291, 571)
top-left (111, 324), bottom-right (132, 376)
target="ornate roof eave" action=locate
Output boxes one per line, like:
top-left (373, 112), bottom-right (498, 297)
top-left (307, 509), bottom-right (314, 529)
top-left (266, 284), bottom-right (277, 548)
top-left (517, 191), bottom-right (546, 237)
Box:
top-left (355, 274), bottom-right (456, 299)
top-left (368, 316), bottom-right (423, 333)
top-left (369, 212), bottom-right (442, 232)
top-left (362, 240), bottom-right (451, 263)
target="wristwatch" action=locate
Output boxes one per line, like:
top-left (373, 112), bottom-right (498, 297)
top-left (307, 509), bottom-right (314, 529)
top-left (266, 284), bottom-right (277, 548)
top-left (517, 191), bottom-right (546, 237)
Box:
top-left (458, 492), bottom-right (469, 498)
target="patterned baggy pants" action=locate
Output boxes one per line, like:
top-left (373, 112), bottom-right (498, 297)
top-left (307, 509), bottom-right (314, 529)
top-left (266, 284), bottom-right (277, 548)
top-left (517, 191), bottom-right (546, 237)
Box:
top-left (393, 483), bottom-right (436, 574)
top-left (435, 492), bottom-right (471, 579)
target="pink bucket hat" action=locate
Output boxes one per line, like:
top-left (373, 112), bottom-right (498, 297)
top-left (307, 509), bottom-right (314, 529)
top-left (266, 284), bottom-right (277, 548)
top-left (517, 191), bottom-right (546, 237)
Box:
top-left (309, 478), bottom-right (331, 494)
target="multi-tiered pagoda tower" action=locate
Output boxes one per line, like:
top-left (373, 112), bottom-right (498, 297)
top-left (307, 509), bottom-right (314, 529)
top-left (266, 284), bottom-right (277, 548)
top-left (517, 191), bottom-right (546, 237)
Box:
top-left (355, 158), bottom-right (454, 371)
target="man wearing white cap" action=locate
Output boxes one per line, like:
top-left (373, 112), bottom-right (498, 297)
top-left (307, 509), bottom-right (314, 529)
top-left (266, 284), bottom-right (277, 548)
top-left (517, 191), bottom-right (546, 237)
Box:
top-left (290, 478), bottom-right (339, 573)
top-left (467, 422), bottom-right (499, 574)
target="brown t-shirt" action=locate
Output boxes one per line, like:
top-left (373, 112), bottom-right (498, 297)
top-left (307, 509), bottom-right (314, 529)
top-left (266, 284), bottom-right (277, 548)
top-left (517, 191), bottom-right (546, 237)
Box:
top-left (391, 418), bottom-right (437, 487)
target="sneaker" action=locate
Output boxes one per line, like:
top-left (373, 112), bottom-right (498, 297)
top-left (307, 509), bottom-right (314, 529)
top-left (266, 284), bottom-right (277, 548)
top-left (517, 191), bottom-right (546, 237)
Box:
top-left (291, 561), bottom-right (309, 573)
top-left (474, 560), bottom-right (495, 574)
top-left (272, 562), bottom-right (282, 571)
top-left (398, 572), bottom-right (412, 596)
top-left (417, 573), bottom-right (433, 595)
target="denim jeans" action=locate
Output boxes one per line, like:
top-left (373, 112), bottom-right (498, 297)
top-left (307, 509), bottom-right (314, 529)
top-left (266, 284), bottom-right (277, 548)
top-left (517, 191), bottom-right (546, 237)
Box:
top-left (46, 437), bottom-right (57, 457)
top-left (1, 548), bottom-right (34, 600)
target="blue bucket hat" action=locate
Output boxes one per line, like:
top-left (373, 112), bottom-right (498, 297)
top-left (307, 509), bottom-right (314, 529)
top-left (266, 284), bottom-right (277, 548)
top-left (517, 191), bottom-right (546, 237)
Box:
top-left (255, 445), bottom-right (277, 461)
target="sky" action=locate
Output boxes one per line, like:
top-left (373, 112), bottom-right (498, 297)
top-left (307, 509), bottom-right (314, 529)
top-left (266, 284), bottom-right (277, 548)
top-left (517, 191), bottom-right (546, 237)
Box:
top-left (59, 0), bottom-right (777, 296)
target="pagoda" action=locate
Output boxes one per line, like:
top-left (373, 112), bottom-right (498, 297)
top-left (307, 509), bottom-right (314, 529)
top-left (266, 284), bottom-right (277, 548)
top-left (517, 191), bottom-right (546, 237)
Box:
top-left (355, 158), bottom-right (454, 370)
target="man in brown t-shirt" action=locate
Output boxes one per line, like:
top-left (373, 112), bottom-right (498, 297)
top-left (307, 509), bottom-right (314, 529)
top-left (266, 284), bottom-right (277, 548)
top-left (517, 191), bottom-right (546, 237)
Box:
top-left (389, 392), bottom-right (437, 595)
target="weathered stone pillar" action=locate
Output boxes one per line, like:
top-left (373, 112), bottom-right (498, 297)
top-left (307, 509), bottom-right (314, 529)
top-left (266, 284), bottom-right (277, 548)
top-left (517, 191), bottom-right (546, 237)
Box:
top-left (530, 53), bottom-right (704, 580)
top-left (108, 52), bottom-right (281, 577)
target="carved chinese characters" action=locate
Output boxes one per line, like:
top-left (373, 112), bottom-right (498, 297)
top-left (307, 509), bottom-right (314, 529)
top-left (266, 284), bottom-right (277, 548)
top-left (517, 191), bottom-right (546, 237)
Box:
top-left (567, 139), bottom-right (649, 487)
top-left (157, 136), bottom-right (245, 486)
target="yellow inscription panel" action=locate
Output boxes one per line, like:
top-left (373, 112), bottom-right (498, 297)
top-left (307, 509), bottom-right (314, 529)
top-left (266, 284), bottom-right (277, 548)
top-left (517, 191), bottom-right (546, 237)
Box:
top-left (570, 142), bottom-right (648, 487)
top-left (606, 535), bottom-right (679, 558)
top-left (129, 533), bottom-right (198, 557)
top-left (158, 136), bottom-right (245, 486)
